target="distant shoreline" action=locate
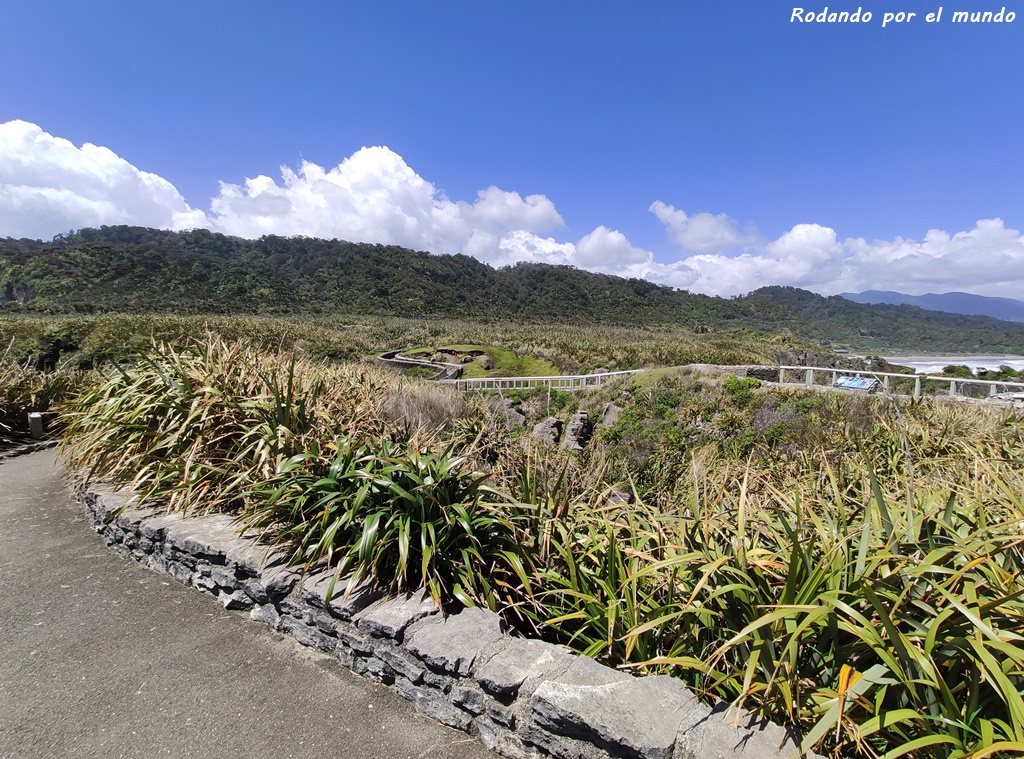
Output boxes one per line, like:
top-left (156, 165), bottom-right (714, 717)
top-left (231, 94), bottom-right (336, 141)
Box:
top-left (884, 355), bottom-right (1024, 373)
top-left (885, 354), bottom-right (1024, 361)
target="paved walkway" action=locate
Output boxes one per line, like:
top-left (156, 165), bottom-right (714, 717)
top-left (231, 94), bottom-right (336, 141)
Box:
top-left (0, 450), bottom-right (495, 759)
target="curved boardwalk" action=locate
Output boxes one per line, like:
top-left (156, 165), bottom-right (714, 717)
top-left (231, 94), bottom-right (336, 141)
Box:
top-left (0, 450), bottom-right (494, 759)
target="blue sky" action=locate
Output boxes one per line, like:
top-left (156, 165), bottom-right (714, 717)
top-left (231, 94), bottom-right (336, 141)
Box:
top-left (1, 0), bottom-right (1022, 297)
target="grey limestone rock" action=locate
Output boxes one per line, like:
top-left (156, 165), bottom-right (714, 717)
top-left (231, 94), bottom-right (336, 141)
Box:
top-left (374, 643), bottom-right (426, 683)
top-left (113, 507), bottom-right (152, 532)
top-left (474, 715), bottom-right (544, 759)
top-left (352, 654), bottom-right (395, 684)
top-left (139, 512), bottom-right (183, 541)
top-left (518, 722), bottom-right (612, 759)
top-left (451, 684), bottom-right (486, 715)
top-left (560, 411), bottom-right (593, 451)
top-left (746, 366), bottom-right (780, 383)
top-left (84, 486), bottom-right (136, 524)
top-left (257, 561), bottom-right (301, 600)
top-left (301, 570), bottom-right (383, 619)
top-left (280, 616), bottom-right (337, 653)
top-left (600, 403), bottom-right (622, 427)
top-left (475, 638), bottom-right (576, 699)
top-left (532, 417), bottom-right (563, 446)
top-left (396, 678), bottom-right (474, 731)
top-left (531, 661), bottom-right (698, 759)
top-left (404, 606), bottom-right (506, 677)
top-left (249, 604), bottom-right (281, 628)
top-left (208, 564), bottom-right (238, 589)
top-left (674, 703), bottom-right (810, 759)
top-left (493, 398), bottom-right (528, 429)
top-left (355, 589), bottom-right (438, 640)
top-left (219, 589), bottom-right (253, 610)
top-left (239, 577), bottom-right (270, 605)
top-left (163, 513), bottom-right (240, 563)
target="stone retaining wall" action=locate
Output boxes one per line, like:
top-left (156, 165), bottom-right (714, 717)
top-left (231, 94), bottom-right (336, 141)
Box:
top-left (377, 349), bottom-right (463, 380)
top-left (81, 485), bottom-right (813, 759)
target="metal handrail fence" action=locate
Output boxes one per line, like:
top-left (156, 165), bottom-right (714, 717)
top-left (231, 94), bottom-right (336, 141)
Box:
top-left (778, 365), bottom-right (1024, 400)
top-left (437, 369), bottom-right (641, 392)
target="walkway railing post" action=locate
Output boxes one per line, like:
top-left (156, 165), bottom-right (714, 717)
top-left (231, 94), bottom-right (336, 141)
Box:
top-left (805, 368), bottom-right (814, 386)
top-left (914, 376), bottom-right (921, 400)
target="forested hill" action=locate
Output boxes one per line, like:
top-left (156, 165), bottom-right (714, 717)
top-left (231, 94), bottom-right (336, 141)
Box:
top-left (0, 226), bottom-right (754, 325)
top-left (745, 287), bottom-right (1024, 354)
top-left (3, 226), bottom-right (1024, 353)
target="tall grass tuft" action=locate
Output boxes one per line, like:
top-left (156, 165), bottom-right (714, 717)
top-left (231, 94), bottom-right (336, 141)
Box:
top-left (244, 439), bottom-right (531, 609)
top-left (57, 335), bottom-right (398, 513)
top-left (1, 343), bottom-right (82, 437)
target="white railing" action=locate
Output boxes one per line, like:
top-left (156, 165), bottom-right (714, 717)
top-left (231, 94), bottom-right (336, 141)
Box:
top-left (778, 366), bottom-right (1024, 400)
top-left (438, 369), bottom-right (641, 392)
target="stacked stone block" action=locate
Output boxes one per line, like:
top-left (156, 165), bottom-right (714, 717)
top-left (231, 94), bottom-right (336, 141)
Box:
top-left (80, 485), bottom-right (814, 759)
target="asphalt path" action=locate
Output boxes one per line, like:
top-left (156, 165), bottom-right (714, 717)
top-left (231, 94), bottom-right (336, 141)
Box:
top-left (0, 449), bottom-right (495, 759)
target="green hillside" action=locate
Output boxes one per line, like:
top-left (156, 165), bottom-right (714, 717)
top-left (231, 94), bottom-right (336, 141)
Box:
top-left (4, 226), bottom-right (1024, 353)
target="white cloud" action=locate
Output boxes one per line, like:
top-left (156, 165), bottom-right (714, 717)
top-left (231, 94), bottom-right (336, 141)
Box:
top-left (649, 200), bottom-right (762, 252)
top-left (3, 120), bottom-right (1023, 302)
top-left (0, 120), bottom-right (208, 239)
top-left (209, 148), bottom-right (563, 259)
top-left (649, 203), bottom-right (1024, 298)
top-left (840, 218), bottom-right (1024, 297)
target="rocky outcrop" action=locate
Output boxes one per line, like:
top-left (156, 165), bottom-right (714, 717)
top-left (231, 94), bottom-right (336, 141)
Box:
top-left (560, 412), bottom-right (592, 451)
top-left (532, 417), bottom-right (563, 446)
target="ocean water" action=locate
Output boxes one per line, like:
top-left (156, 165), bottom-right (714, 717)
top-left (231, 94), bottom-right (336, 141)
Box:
top-left (884, 356), bottom-right (1024, 374)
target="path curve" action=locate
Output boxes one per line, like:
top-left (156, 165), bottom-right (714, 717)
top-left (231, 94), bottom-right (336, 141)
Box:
top-left (0, 450), bottom-right (494, 759)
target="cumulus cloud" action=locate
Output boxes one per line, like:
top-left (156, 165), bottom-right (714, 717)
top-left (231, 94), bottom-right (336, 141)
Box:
top-left (840, 219), bottom-right (1024, 297)
top-left (649, 204), bottom-right (1024, 298)
top-left (649, 200), bottom-right (762, 252)
top-left (210, 147), bottom-right (563, 260)
top-left (3, 120), bottom-right (1023, 301)
top-left (0, 120), bottom-right (208, 239)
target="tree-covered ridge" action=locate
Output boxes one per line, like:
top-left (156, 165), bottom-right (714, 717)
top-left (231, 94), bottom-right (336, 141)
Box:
top-left (748, 286), bottom-right (1024, 353)
top-left (3, 226), bottom-right (1024, 353)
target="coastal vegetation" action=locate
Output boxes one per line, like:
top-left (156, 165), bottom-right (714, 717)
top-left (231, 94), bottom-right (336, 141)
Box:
top-left (0, 311), bottom-right (806, 373)
top-left (46, 333), bottom-right (1024, 759)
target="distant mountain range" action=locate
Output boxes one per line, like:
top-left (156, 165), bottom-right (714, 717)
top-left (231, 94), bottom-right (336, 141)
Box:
top-left (841, 290), bottom-right (1024, 323)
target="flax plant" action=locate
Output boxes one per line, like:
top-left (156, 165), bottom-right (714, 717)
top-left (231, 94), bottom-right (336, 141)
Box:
top-left (244, 438), bottom-right (532, 609)
top-left (58, 335), bottom-right (394, 513)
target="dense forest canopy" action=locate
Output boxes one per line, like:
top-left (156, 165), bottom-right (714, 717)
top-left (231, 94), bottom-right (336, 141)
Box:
top-left (4, 226), bottom-right (1024, 353)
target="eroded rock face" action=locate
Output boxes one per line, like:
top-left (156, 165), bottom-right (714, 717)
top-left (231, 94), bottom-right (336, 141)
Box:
top-left (532, 417), bottom-right (563, 446)
top-left (560, 411), bottom-right (592, 451)
top-left (746, 366), bottom-right (780, 383)
top-left (493, 398), bottom-right (527, 429)
top-left (600, 403), bottom-right (622, 427)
